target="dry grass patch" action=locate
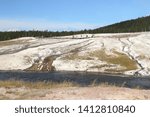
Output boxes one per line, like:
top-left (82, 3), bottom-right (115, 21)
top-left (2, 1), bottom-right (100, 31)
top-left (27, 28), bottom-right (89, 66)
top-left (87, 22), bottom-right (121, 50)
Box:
top-left (0, 80), bottom-right (77, 89)
top-left (62, 49), bottom-right (138, 73)
top-left (89, 49), bottom-right (138, 72)
top-left (102, 34), bottom-right (140, 39)
top-left (0, 39), bottom-right (29, 47)
top-left (62, 52), bottom-right (93, 60)
top-left (90, 64), bottom-right (114, 69)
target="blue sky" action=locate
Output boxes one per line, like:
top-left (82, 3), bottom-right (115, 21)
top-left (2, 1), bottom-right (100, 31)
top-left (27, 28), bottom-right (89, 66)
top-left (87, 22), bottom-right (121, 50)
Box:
top-left (0, 0), bottom-right (150, 31)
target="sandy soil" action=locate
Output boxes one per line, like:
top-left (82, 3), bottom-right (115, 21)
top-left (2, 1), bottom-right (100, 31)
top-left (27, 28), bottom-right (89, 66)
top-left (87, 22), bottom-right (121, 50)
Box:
top-left (0, 86), bottom-right (150, 100)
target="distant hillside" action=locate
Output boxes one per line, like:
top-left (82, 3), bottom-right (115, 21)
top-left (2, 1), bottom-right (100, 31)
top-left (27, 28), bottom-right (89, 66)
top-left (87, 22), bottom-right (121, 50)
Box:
top-left (1, 15), bottom-right (150, 41)
top-left (90, 15), bottom-right (150, 33)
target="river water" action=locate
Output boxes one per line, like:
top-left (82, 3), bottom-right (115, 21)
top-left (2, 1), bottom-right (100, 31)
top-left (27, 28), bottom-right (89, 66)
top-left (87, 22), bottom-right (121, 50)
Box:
top-left (0, 71), bottom-right (150, 89)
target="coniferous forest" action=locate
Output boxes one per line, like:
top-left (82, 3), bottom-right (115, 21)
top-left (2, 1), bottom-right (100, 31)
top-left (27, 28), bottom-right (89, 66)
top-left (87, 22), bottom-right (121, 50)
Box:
top-left (91, 15), bottom-right (150, 33)
top-left (0, 15), bottom-right (150, 41)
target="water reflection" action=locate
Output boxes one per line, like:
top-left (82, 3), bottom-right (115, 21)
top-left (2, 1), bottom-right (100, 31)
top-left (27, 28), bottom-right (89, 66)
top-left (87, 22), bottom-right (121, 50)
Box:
top-left (0, 71), bottom-right (150, 89)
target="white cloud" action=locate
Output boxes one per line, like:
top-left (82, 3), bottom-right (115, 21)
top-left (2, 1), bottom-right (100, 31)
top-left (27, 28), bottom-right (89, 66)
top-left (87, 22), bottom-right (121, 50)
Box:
top-left (0, 19), bottom-right (99, 31)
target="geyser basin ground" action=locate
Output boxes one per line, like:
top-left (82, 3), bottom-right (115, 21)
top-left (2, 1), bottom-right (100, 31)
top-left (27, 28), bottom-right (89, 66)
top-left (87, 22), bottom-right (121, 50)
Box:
top-left (1, 32), bottom-right (150, 76)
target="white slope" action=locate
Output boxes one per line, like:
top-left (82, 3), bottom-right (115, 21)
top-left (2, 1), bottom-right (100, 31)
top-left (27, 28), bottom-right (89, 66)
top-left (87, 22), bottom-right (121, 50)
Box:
top-left (0, 32), bottom-right (150, 76)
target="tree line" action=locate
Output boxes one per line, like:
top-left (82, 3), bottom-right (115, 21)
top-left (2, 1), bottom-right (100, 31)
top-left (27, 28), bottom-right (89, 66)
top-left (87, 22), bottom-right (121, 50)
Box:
top-left (0, 30), bottom-right (86, 41)
top-left (0, 15), bottom-right (150, 41)
top-left (90, 15), bottom-right (150, 33)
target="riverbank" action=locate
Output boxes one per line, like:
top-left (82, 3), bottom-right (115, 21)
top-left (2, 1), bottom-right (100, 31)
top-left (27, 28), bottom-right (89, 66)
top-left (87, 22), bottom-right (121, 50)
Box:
top-left (0, 71), bottom-right (150, 89)
top-left (0, 73), bottom-right (150, 99)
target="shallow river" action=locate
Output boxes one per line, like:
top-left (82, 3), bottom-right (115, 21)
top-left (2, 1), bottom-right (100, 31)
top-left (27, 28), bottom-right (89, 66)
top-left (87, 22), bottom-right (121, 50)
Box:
top-left (0, 71), bottom-right (150, 89)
